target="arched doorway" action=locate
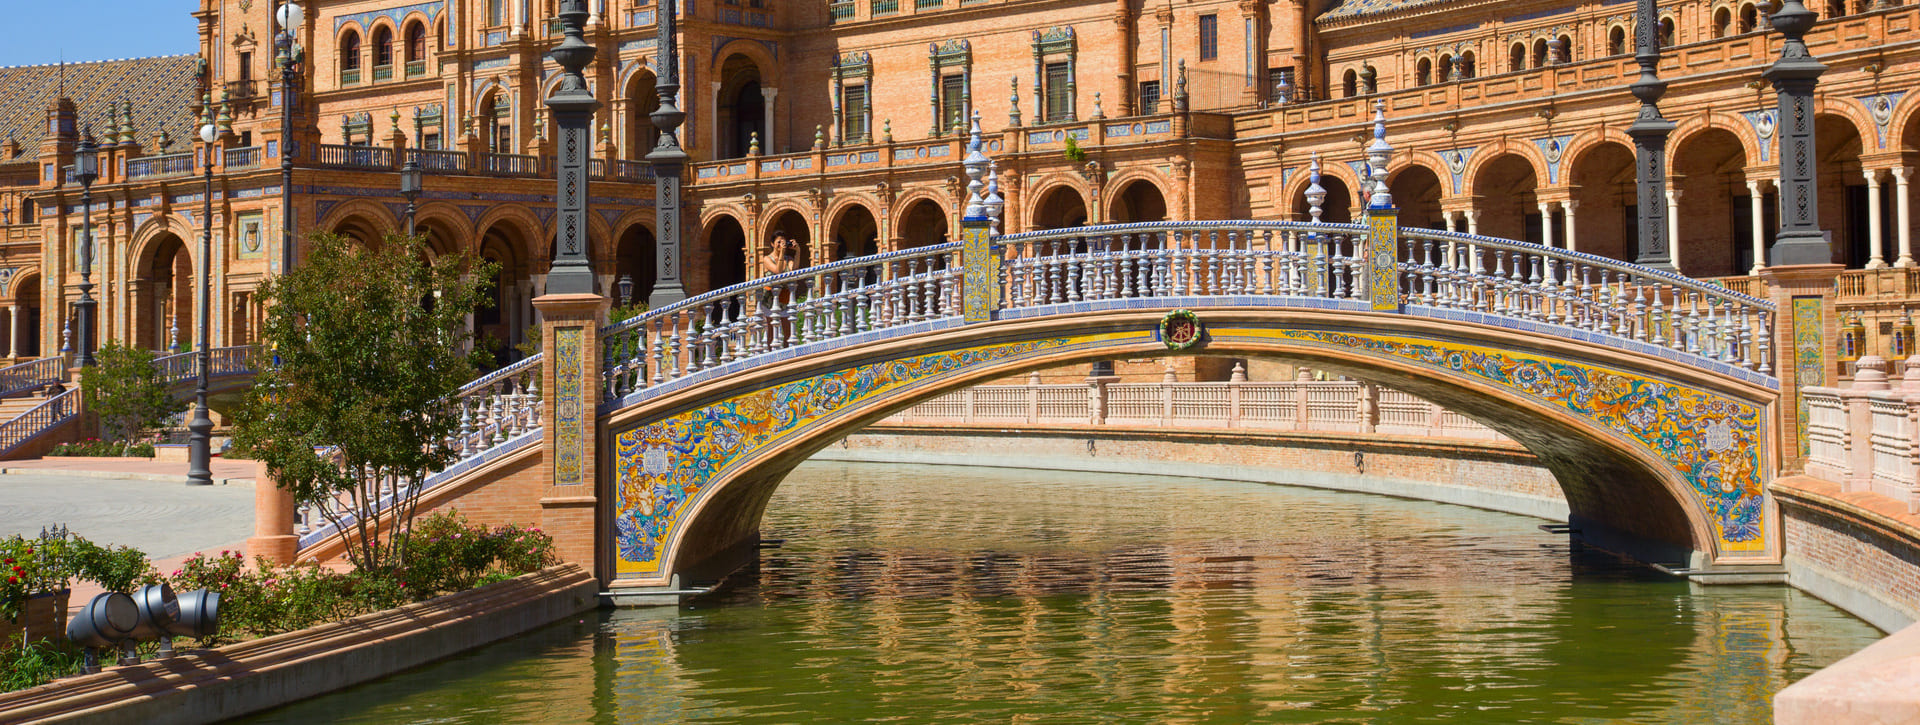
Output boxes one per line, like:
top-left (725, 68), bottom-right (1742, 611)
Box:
top-left (1032, 186), bottom-right (1089, 230)
top-left (1568, 141), bottom-right (1636, 263)
top-left (1109, 180), bottom-right (1168, 224)
top-left (759, 210), bottom-right (810, 276)
top-left (1471, 155), bottom-right (1540, 244)
top-left (477, 219), bottom-right (538, 360)
top-left (830, 205), bottom-right (879, 261)
top-left (1816, 114), bottom-right (1870, 268)
top-left (717, 55), bottom-right (764, 159)
top-left (136, 234), bottom-right (195, 352)
top-left (1671, 128), bottom-right (1749, 277)
top-left (479, 90), bottom-right (511, 154)
top-left (10, 274), bottom-right (38, 358)
top-left (616, 225), bottom-right (659, 307)
top-left (897, 200), bottom-right (948, 249)
top-left (1292, 175), bottom-right (1353, 224)
top-left (625, 70), bottom-right (660, 160)
top-left (707, 216), bottom-right (749, 291)
top-left (1387, 166), bottom-right (1444, 230)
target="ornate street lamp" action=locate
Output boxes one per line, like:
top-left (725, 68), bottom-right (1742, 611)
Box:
top-left (276, 2), bottom-right (304, 276)
top-left (399, 158), bottom-right (422, 237)
top-left (1629, 0), bottom-right (1676, 271)
top-left (1765, 0), bottom-right (1831, 266)
top-left (545, 0), bottom-right (599, 296)
top-left (73, 128), bottom-right (99, 367)
top-left (188, 121), bottom-right (219, 487)
top-left (647, 0), bottom-right (689, 308)
top-left (616, 274), bottom-right (634, 306)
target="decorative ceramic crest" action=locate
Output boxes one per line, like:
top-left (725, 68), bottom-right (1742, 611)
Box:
top-left (1159, 310), bottom-right (1203, 350)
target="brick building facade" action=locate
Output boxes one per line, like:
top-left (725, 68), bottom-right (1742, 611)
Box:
top-left (3, 0), bottom-right (1920, 365)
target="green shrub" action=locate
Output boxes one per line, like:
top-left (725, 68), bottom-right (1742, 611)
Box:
top-left (1, 534), bottom-right (153, 622)
top-left (80, 343), bottom-right (184, 454)
top-left (47, 440), bottom-right (156, 458)
top-left (0, 641), bottom-right (83, 691)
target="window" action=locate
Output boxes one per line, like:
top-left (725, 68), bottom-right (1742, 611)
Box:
top-left (373, 26), bottom-right (393, 67)
top-left (1415, 58), bottom-right (1431, 86)
top-left (841, 84), bottom-right (869, 142)
top-left (1139, 80), bottom-right (1160, 113)
top-left (1509, 42), bottom-right (1525, 72)
top-left (406, 23), bottom-right (427, 62)
top-left (1342, 69), bottom-right (1357, 97)
top-left (1199, 14), bottom-right (1218, 62)
top-left (341, 30), bottom-right (362, 72)
top-left (940, 74), bottom-right (967, 134)
top-left (1439, 55), bottom-right (1454, 82)
top-left (1608, 26), bottom-right (1627, 55)
top-left (238, 51), bottom-right (253, 81)
top-left (1044, 60), bottom-right (1072, 122)
top-left (1714, 7), bottom-right (1733, 38)
top-left (1458, 52), bottom-right (1475, 79)
top-left (1740, 4), bottom-right (1759, 32)
top-left (1267, 67), bottom-right (1294, 102)
top-left (1658, 17), bottom-right (1675, 46)
top-left (423, 132), bottom-right (441, 150)
top-left (1555, 35), bottom-right (1572, 63)
top-left (1532, 38), bottom-right (1548, 67)
top-left (488, 0), bottom-right (506, 26)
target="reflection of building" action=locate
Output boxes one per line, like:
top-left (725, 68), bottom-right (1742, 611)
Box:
top-left (5, 1), bottom-right (1920, 360)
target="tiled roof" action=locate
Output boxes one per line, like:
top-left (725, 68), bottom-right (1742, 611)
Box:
top-left (0, 55), bottom-right (203, 163)
top-left (1318, 0), bottom-right (1455, 22)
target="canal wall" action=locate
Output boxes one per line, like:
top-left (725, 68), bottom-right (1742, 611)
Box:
top-left (816, 424), bottom-right (1568, 522)
top-left (0, 564), bottom-right (597, 725)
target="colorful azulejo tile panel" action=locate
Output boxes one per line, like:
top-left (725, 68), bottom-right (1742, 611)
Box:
top-left (613, 334), bottom-right (1148, 578)
top-left (1246, 328), bottom-right (1769, 553)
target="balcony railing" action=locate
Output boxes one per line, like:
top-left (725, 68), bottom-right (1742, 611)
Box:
top-left (126, 152), bottom-right (196, 180)
top-left (405, 60), bottom-right (428, 78)
top-left (829, 1), bottom-right (855, 20)
top-left (409, 148), bottom-right (468, 173)
top-left (317, 143), bottom-right (393, 169)
top-left (480, 153), bottom-right (540, 176)
top-left (224, 146), bottom-right (262, 169)
top-left (372, 64), bottom-right (394, 81)
top-left (871, 0), bottom-right (898, 14)
top-left (615, 160), bottom-right (656, 182)
top-left (225, 79), bottom-right (257, 100)
top-left (341, 68), bottom-right (361, 85)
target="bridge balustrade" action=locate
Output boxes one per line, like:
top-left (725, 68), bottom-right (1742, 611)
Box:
top-left (151, 345), bottom-right (261, 386)
top-left (0, 390), bottom-right (76, 453)
top-left (0, 357), bottom-right (69, 398)
top-left (1801, 360), bottom-right (1920, 512)
top-left (602, 221), bottom-right (1775, 406)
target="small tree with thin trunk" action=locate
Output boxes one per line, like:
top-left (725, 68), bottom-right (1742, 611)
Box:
top-left (81, 342), bottom-right (185, 455)
top-left (230, 232), bottom-right (497, 574)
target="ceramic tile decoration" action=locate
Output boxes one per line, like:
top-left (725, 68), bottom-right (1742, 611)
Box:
top-left (554, 326), bottom-right (585, 486)
top-left (1793, 297), bottom-right (1826, 459)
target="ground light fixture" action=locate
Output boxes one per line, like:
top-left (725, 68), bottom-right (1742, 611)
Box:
top-left (67, 586), bottom-right (220, 673)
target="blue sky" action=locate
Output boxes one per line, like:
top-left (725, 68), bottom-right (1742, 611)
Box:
top-left (0, 1), bottom-right (202, 68)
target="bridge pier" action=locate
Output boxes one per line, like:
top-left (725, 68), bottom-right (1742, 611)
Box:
top-left (1759, 264), bottom-right (1844, 478)
top-left (535, 292), bottom-right (610, 581)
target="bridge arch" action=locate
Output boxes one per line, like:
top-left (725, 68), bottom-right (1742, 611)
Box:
top-left (604, 307), bottom-right (1774, 586)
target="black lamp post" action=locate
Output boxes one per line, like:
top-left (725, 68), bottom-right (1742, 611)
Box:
top-left (1765, 0), bottom-right (1832, 266)
top-left (399, 158), bottom-right (422, 237)
top-left (276, 2), bottom-right (304, 277)
top-left (1628, 0), bottom-right (1676, 272)
top-left (73, 129), bottom-right (99, 368)
top-left (188, 120), bottom-right (219, 487)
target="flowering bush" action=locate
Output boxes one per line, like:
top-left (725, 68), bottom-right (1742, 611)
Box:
top-left (1, 534), bottom-right (154, 622)
top-left (48, 439), bottom-right (157, 458)
top-left (397, 512), bottom-right (556, 596)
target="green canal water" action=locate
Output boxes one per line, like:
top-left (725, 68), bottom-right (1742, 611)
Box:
top-left (239, 461), bottom-right (1882, 723)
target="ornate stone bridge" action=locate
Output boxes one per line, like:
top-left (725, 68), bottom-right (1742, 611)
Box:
top-left (276, 119), bottom-right (1844, 597)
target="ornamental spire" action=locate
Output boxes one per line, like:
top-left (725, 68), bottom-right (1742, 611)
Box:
top-left (963, 110), bottom-right (989, 219)
top-left (1366, 100), bottom-right (1393, 209)
top-left (1306, 153), bottom-right (1326, 223)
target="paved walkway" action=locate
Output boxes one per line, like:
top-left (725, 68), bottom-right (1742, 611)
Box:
top-left (0, 458), bottom-right (257, 560)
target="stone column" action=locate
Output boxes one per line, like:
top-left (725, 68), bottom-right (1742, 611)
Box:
top-left (246, 460), bottom-right (299, 565)
top-left (1748, 179), bottom-right (1769, 274)
top-left (1563, 200), bottom-right (1578, 253)
top-left (1538, 202), bottom-right (1556, 248)
top-left (1760, 263), bottom-right (1846, 475)
top-left (1666, 188), bottom-right (1683, 272)
top-left (9, 304), bottom-right (21, 359)
top-left (535, 292), bottom-right (610, 577)
top-left (760, 86), bottom-right (777, 154)
top-left (1867, 168), bottom-right (1888, 268)
top-left (1464, 209), bottom-right (1480, 236)
top-left (1896, 166), bottom-right (1914, 267)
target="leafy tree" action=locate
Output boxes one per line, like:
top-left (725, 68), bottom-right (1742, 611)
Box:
top-left (80, 342), bottom-right (185, 455)
top-left (230, 232), bottom-right (498, 574)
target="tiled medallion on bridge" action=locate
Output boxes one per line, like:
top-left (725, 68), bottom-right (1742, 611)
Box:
top-left (612, 336), bottom-right (1086, 577)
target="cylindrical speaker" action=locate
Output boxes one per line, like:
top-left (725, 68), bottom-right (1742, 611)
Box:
top-left (169, 589), bottom-right (222, 640)
top-left (66, 592), bottom-right (138, 649)
top-left (128, 582), bottom-right (180, 641)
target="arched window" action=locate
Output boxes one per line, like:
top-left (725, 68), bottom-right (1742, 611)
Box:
top-left (1739, 4), bottom-right (1759, 32)
top-left (1555, 35), bottom-right (1573, 63)
top-left (1826, 0), bottom-right (1844, 18)
top-left (1438, 54), bottom-right (1454, 82)
top-left (1415, 58), bottom-right (1432, 86)
top-left (1459, 51), bottom-right (1476, 79)
top-left (1659, 17), bottom-right (1676, 46)
top-left (1342, 69), bottom-right (1358, 97)
top-left (1714, 7), bottom-right (1733, 37)
top-left (1608, 26), bottom-right (1627, 55)
top-left (1532, 38), bottom-right (1549, 68)
top-left (372, 25), bottom-right (394, 68)
top-left (1510, 43), bottom-right (1527, 72)
top-left (405, 22), bottom-right (427, 63)
top-left (340, 30), bottom-right (362, 73)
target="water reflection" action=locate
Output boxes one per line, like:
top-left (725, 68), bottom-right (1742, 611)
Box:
top-left (241, 462), bottom-right (1880, 724)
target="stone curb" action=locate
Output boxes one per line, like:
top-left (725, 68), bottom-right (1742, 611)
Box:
top-left (0, 468), bottom-right (254, 486)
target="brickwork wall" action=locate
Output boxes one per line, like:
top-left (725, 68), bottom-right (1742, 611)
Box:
top-left (1782, 493), bottom-right (1920, 630)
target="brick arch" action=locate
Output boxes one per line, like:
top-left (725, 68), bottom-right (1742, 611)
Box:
top-left (1279, 156), bottom-right (1364, 217)
top-left (611, 209), bottom-right (659, 243)
top-left (824, 194), bottom-right (883, 234)
top-left (890, 188), bottom-right (955, 228)
top-left (1816, 96), bottom-right (1880, 151)
top-left (3, 266), bottom-right (39, 305)
top-left (1669, 112), bottom-right (1764, 169)
top-left (620, 56), bottom-right (658, 95)
top-left (410, 201), bottom-right (477, 248)
top-left (317, 198), bottom-right (401, 240)
top-left (1024, 176), bottom-right (1091, 227)
top-left (1462, 138), bottom-right (1548, 197)
top-left (712, 39), bottom-right (781, 89)
top-left (1885, 89), bottom-right (1920, 153)
top-left (1100, 168), bottom-right (1171, 218)
top-left (1560, 126), bottom-right (1638, 173)
top-left (471, 77), bottom-right (512, 114)
top-left (474, 206), bottom-right (546, 263)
